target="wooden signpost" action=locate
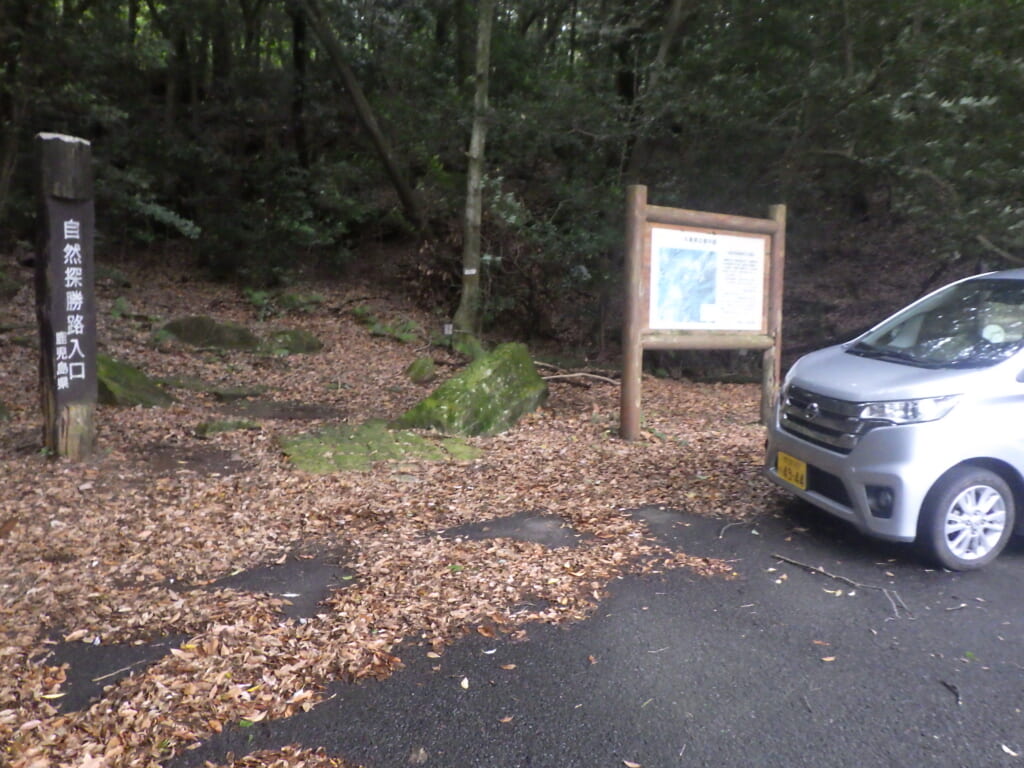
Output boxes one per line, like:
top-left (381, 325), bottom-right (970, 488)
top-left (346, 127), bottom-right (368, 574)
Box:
top-left (35, 133), bottom-right (97, 459)
top-left (620, 184), bottom-right (786, 440)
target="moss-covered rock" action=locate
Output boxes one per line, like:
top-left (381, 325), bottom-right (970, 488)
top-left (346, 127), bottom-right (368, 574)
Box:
top-left (393, 342), bottom-right (547, 436)
top-left (0, 399), bottom-right (10, 421)
top-left (279, 419), bottom-right (480, 473)
top-left (262, 328), bottom-right (323, 355)
top-left (405, 355), bottom-right (436, 384)
top-left (350, 306), bottom-right (422, 343)
top-left (160, 316), bottom-right (260, 350)
top-left (98, 355), bottom-right (175, 407)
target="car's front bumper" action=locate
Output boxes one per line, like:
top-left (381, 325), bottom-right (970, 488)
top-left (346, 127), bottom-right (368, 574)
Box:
top-left (764, 416), bottom-right (952, 542)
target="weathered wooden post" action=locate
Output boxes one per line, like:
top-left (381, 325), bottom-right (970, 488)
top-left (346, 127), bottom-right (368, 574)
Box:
top-left (621, 185), bottom-right (647, 441)
top-left (35, 133), bottom-right (97, 459)
top-left (762, 204), bottom-right (787, 425)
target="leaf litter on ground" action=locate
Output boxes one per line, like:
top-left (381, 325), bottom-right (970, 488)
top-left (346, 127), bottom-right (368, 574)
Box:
top-left (0, 263), bottom-right (781, 767)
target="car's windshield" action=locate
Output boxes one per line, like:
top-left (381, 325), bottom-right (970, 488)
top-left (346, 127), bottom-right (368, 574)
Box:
top-left (849, 278), bottom-right (1024, 368)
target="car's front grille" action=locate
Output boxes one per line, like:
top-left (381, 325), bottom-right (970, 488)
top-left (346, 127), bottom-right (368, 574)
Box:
top-left (779, 386), bottom-right (867, 455)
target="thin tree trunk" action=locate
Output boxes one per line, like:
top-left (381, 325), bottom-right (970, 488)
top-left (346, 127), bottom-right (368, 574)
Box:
top-left (452, 0), bottom-right (494, 338)
top-left (128, 0), bottom-right (139, 43)
top-left (298, 0), bottom-right (428, 234)
top-left (454, 0), bottom-right (475, 88)
top-left (841, 0), bottom-right (855, 78)
top-left (211, 0), bottom-right (232, 90)
top-left (289, 0), bottom-right (309, 167)
top-left (624, 0), bottom-right (694, 182)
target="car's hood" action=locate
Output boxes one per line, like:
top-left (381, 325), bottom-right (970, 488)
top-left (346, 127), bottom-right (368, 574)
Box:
top-left (787, 344), bottom-right (1003, 402)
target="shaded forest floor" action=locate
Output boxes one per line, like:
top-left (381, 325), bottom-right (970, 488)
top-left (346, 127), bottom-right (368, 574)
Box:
top-left (0, 256), bottom-right (780, 768)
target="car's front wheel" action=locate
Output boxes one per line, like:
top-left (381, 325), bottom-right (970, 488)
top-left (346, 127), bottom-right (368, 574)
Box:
top-left (918, 466), bottom-right (1015, 570)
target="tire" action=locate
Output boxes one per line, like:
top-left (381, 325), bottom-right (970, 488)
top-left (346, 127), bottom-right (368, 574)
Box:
top-left (918, 466), bottom-right (1016, 571)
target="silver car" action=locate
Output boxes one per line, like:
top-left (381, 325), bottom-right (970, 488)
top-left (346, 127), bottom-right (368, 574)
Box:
top-left (765, 269), bottom-right (1024, 570)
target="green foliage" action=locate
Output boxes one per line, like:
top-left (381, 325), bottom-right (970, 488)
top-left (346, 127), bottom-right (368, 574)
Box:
top-left (2, 0), bottom-right (1021, 332)
top-left (110, 297), bottom-right (132, 319)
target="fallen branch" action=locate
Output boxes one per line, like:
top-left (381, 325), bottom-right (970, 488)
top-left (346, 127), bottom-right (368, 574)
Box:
top-left (771, 553), bottom-right (913, 620)
top-left (543, 372), bottom-right (618, 385)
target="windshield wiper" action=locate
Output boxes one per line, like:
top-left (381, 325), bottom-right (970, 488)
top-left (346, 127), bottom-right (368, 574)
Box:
top-left (847, 342), bottom-right (934, 366)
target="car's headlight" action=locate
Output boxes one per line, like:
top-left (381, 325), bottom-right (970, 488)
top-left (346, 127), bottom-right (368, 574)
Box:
top-left (858, 395), bottom-right (961, 424)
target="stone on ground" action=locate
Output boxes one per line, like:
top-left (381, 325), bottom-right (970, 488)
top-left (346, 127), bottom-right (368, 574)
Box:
top-left (393, 342), bottom-right (547, 436)
top-left (98, 355), bottom-right (175, 407)
top-left (160, 316), bottom-right (260, 350)
top-left (405, 356), bottom-right (436, 384)
top-left (263, 328), bottom-right (323, 354)
top-left (280, 419), bottom-right (480, 473)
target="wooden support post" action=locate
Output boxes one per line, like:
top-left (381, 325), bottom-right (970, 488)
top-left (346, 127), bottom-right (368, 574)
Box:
top-left (35, 133), bottom-right (97, 459)
top-left (762, 204), bottom-right (787, 424)
top-left (620, 185), bottom-right (646, 440)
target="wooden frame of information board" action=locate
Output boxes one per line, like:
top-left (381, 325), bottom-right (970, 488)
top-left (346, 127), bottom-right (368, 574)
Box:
top-left (620, 185), bottom-right (786, 440)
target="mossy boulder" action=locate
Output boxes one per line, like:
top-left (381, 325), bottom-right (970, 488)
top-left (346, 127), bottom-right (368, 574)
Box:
top-left (98, 355), bottom-right (175, 407)
top-left (160, 316), bottom-right (260, 350)
top-left (405, 356), bottom-right (436, 384)
top-left (262, 328), bottom-right (323, 354)
top-left (279, 419), bottom-right (481, 473)
top-left (393, 342), bottom-right (547, 436)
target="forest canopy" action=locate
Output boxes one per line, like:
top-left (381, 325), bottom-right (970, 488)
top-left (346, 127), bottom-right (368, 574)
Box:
top-left (2, 0), bottom-right (1022, 339)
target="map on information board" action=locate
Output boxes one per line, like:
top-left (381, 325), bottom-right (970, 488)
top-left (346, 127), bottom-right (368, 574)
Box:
top-left (649, 226), bottom-right (766, 331)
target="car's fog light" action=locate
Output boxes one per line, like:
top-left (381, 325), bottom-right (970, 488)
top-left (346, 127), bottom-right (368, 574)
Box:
top-left (867, 485), bottom-right (895, 519)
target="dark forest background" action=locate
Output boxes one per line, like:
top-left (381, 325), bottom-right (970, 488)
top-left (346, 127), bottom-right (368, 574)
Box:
top-left (2, 0), bottom-right (1023, 349)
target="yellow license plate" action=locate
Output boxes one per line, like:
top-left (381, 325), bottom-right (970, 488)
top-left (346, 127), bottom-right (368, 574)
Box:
top-left (777, 452), bottom-right (807, 490)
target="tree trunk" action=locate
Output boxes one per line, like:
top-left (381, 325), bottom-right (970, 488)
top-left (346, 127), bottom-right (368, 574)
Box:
top-left (128, 0), bottom-right (139, 42)
top-left (298, 0), bottom-right (428, 234)
top-left (211, 0), bottom-right (233, 91)
top-left (452, 0), bottom-right (495, 339)
top-left (288, 0), bottom-right (309, 167)
top-left (238, 0), bottom-right (268, 65)
top-left (841, 0), bottom-right (855, 78)
top-left (624, 0), bottom-right (694, 182)
top-left (453, 0), bottom-right (475, 88)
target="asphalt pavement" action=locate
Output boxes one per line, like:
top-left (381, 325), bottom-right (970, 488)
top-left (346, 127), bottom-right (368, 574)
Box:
top-left (164, 501), bottom-right (1024, 768)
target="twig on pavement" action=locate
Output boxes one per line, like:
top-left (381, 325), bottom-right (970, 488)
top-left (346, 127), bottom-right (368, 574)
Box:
top-left (771, 553), bottom-right (913, 620)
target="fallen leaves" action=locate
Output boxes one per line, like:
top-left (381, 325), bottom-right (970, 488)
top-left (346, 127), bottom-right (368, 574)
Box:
top-left (0, 263), bottom-right (772, 768)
